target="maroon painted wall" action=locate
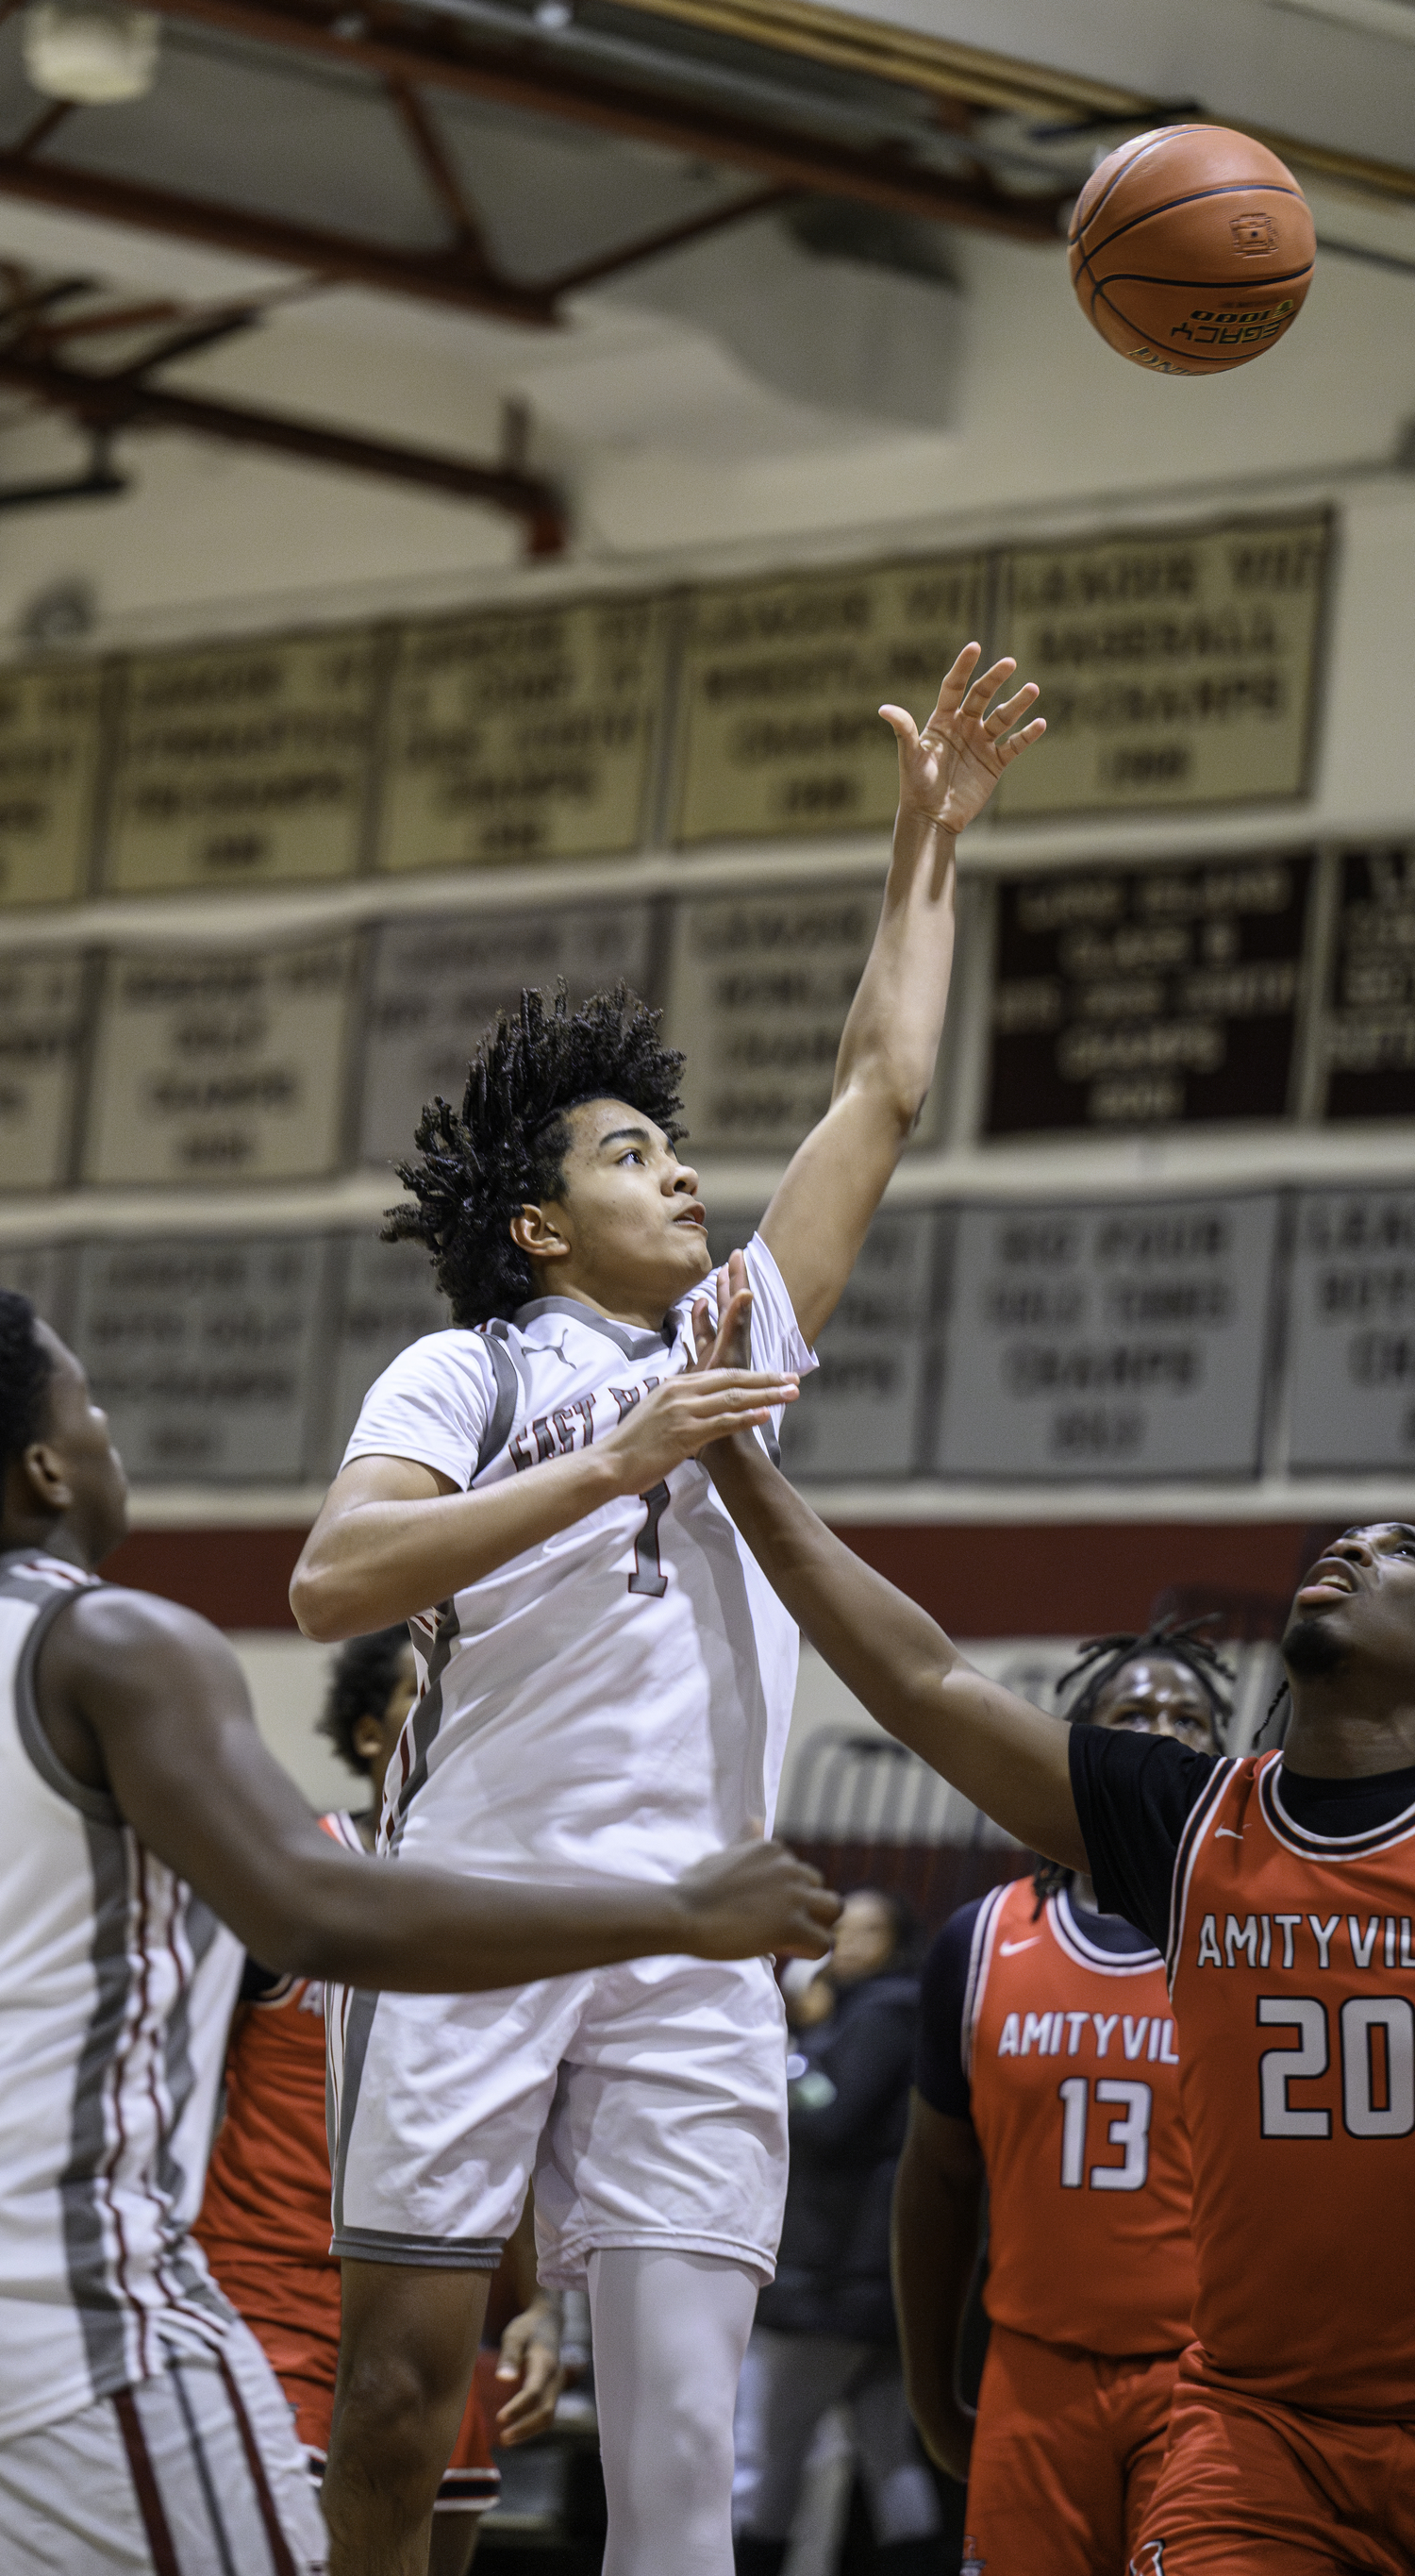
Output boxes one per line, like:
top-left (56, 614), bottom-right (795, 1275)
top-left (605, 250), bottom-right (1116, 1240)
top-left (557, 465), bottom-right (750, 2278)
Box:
top-left (104, 1517), bottom-right (1326, 1635)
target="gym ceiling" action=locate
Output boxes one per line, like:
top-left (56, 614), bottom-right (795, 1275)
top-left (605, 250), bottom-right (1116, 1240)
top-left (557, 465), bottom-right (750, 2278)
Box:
top-left (0, 0), bottom-right (1412, 551)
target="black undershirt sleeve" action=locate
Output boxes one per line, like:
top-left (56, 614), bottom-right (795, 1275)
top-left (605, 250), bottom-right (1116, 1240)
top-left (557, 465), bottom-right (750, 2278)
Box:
top-left (1068, 1727), bottom-right (1222, 1953)
top-left (914, 1896), bottom-right (988, 2122)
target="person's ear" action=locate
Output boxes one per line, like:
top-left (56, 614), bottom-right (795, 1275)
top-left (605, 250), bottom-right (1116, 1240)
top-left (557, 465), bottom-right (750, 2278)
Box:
top-left (509, 1203), bottom-right (571, 1267)
top-left (352, 1715), bottom-right (385, 1765)
top-left (20, 1440), bottom-right (74, 1517)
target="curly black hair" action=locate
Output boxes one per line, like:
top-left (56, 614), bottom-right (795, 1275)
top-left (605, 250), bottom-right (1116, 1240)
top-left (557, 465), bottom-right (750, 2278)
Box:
top-left (382, 983), bottom-right (686, 1328)
top-left (0, 1290), bottom-right (55, 1474)
top-left (1032, 1614), bottom-right (1234, 1912)
top-left (318, 1626), bottom-right (414, 1778)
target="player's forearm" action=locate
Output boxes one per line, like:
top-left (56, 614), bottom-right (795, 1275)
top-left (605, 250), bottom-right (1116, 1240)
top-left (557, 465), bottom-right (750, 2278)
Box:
top-left (708, 1437), bottom-right (1086, 1863)
top-left (259, 1849), bottom-right (701, 1990)
top-left (831, 809), bottom-right (957, 1132)
top-left (291, 1447), bottom-right (624, 1639)
top-left (709, 1434), bottom-right (964, 1723)
top-left (891, 2142), bottom-right (979, 2431)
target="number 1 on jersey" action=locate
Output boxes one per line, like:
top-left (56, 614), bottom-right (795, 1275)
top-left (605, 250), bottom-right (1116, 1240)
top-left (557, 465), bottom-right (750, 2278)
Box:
top-left (628, 1482), bottom-right (670, 1597)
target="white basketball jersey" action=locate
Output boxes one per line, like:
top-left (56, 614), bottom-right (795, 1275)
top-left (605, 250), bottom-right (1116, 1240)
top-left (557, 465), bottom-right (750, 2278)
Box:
top-left (342, 1233), bottom-right (817, 1885)
top-left (0, 1549), bottom-right (242, 2441)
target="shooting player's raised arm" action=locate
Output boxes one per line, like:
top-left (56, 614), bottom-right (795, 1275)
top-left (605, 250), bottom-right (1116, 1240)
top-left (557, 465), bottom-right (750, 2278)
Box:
top-left (757, 645), bottom-right (1043, 1349)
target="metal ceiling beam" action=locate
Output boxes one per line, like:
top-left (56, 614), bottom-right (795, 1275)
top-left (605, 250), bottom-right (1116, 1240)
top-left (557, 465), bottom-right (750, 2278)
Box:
top-left (627, 0), bottom-right (1415, 202)
top-left (0, 146), bottom-right (560, 324)
top-left (128, 0), bottom-right (1073, 242)
top-left (0, 345), bottom-right (569, 546)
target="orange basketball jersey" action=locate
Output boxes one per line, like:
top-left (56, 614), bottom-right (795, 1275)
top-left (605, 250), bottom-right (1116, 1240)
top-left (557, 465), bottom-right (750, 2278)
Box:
top-left (1168, 1752), bottom-right (1415, 2417)
top-left (194, 1809), bottom-right (362, 2344)
top-left (965, 1876), bottom-right (1196, 2355)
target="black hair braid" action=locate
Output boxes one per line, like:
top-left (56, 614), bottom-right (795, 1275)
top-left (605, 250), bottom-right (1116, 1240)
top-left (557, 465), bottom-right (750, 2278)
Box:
top-left (1032, 1614), bottom-right (1236, 1914)
top-left (0, 1289), bottom-right (55, 1473)
top-left (318, 1625), bottom-right (413, 1778)
top-left (382, 982), bottom-right (686, 1327)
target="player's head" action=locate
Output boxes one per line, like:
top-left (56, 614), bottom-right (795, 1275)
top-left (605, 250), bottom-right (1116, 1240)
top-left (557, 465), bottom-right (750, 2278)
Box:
top-left (0, 1294), bottom-right (128, 1570)
top-left (319, 1624), bottom-right (419, 1811)
top-left (1281, 1524), bottom-right (1415, 1702)
top-left (828, 1887), bottom-right (915, 1985)
top-left (383, 983), bottom-right (702, 1327)
top-left (1058, 1615), bottom-right (1231, 1752)
top-left (1033, 1617), bottom-right (1229, 1909)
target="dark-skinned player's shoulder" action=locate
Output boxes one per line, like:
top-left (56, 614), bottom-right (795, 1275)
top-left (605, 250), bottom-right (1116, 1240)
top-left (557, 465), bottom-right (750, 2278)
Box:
top-left (1069, 1724), bottom-right (1224, 1954)
top-left (35, 1585), bottom-right (251, 1792)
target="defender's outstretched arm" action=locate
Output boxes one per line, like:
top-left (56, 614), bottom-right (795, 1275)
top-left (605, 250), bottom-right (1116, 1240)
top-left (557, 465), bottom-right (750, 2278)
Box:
top-left (697, 1361), bottom-right (1082, 1867)
top-left (759, 644), bottom-right (1043, 1347)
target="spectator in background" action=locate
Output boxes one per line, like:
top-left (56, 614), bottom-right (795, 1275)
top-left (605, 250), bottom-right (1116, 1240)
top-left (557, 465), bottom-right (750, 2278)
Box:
top-left (733, 1889), bottom-right (943, 2576)
top-left (196, 1628), bottom-right (566, 2576)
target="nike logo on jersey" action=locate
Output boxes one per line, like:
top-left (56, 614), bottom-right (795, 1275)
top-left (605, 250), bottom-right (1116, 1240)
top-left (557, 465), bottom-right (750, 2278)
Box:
top-left (999, 1937), bottom-right (1040, 1954)
top-left (1214, 1828), bottom-right (1244, 1839)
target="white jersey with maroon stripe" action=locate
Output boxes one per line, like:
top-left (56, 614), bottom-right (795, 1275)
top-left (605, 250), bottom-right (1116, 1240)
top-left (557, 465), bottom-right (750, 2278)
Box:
top-left (0, 1548), bottom-right (243, 2443)
top-left (341, 1232), bottom-right (816, 1886)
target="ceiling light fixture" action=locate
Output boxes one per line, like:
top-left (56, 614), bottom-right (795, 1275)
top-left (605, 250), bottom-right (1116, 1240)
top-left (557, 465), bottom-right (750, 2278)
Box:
top-left (22, 0), bottom-right (160, 104)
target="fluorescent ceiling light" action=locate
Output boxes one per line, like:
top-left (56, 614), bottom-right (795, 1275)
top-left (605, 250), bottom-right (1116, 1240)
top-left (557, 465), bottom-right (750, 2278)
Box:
top-left (23, 1), bottom-right (160, 103)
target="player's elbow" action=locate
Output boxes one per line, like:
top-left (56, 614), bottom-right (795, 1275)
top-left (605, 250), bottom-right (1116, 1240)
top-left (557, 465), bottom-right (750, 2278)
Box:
top-left (289, 1547), bottom-right (358, 1644)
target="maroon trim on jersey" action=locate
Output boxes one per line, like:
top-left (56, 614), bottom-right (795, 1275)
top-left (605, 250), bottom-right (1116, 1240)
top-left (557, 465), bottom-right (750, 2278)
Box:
top-left (217, 2349), bottom-right (300, 2576)
top-left (1164, 1756), bottom-right (1240, 1982)
top-left (112, 2386), bottom-right (182, 2576)
top-left (1259, 1756), bottom-right (1415, 1861)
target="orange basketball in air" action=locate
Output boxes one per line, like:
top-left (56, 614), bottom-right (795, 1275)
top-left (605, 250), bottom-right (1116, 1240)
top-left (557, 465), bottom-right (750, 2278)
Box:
top-left (1069, 125), bottom-right (1316, 375)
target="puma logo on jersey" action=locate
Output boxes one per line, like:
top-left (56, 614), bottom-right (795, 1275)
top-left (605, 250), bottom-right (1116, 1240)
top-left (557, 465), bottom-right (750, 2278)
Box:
top-left (999, 1937), bottom-right (1041, 1955)
top-left (1130, 2545), bottom-right (1164, 2574)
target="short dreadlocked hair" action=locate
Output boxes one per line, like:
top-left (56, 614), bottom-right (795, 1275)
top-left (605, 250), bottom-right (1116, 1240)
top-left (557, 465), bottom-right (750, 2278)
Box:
top-left (318, 1626), bottom-right (413, 1778)
top-left (1033, 1614), bottom-right (1234, 1911)
top-left (382, 984), bottom-right (686, 1328)
top-left (0, 1290), bottom-right (55, 1474)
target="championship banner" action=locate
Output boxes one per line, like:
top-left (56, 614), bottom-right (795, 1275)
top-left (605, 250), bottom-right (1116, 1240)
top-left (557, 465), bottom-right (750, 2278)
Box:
top-left (376, 595), bottom-right (666, 871)
top-left (991, 512), bottom-right (1329, 817)
top-left (359, 899), bottom-right (658, 1166)
top-left (1319, 844), bottom-right (1415, 1123)
top-left (671, 553), bottom-right (988, 845)
top-left (986, 851), bottom-right (1313, 1134)
top-left (0, 952), bottom-right (90, 1193)
top-left (72, 1233), bottom-right (331, 1483)
top-left (0, 661), bottom-right (105, 909)
top-left (103, 631), bottom-right (377, 892)
top-left (84, 938), bottom-right (357, 1186)
top-left (1286, 1188), bottom-right (1415, 1472)
top-left (934, 1192), bottom-right (1281, 1480)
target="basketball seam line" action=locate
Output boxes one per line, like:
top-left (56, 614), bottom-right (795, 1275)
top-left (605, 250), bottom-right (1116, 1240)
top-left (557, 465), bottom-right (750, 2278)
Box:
top-left (1071, 126), bottom-right (1191, 243)
top-left (1078, 179), bottom-right (1307, 269)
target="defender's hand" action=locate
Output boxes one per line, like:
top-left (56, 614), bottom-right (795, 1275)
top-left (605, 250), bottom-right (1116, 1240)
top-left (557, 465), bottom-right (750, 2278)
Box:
top-left (674, 1826), bottom-right (841, 1960)
top-left (495, 2294), bottom-right (566, 2449)
top-left (599, 1354), bottom-right (796, 1495)
top-left (880, 642), bottom-right (1044, 837)
top-left (690, 1250), bottom-right (755, 1376)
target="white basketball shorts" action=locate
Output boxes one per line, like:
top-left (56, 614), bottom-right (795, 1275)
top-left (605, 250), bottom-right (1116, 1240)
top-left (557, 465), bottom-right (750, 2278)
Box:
top-left (0, 2315), bottom-right (326, 2573)
top-left (328, 1951), bottom-right (789, 2286)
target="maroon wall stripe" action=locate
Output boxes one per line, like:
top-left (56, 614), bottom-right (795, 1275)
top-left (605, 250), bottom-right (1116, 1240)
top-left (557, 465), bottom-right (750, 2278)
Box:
top-left (102, 1517), bottom-right (1326, 1638)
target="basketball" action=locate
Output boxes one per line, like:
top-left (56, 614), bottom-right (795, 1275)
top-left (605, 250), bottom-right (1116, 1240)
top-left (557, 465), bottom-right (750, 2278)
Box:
top-left (1069, 124), bottom-right (1316, 376)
